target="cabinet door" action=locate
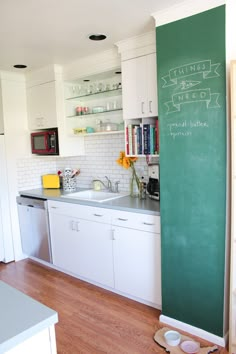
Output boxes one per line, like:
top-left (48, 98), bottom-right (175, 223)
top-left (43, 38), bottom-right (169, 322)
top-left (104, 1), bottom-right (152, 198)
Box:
top-left (122, 54), bottom-right (158, 119)
top-left (147, 53), bottom-right (158, 117)
top-left (76, 219), bottom-right (114, 288)
top-left (113, 226), bottom-right (161, 306)
top-left (49, 212), bottom-right (114, 288)
top-left (0, 200), bottom-right (4, 261)
top-left (122, 56), bottom-right (147, 119)
top-left (5, 327), bottom-right (56, 354)
top-left (49, 212), bottom-right (79, 274)
top-left (27, 81), bottom-right (58, 130)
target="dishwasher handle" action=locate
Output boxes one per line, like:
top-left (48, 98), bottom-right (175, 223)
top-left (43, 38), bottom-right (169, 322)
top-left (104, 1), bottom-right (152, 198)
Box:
top-left (16, 196), bottom-right (47, 210)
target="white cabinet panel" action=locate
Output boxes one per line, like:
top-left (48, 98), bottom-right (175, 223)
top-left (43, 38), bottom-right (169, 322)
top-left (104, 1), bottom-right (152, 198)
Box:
top-left (0, 200), bottom-right (4, 261)
top-left (48, 200), bottom-right (112, 224)
top-left (75, 219), bottom-right (114, 287)
top-left (5, 327), bottom-right (57, 354)
top-left (113, 226), bottom-right (161, 306)
top-left (112, 210), bottom-right (160, 233)
top-left (121, 53), bottom-right (158, 119)
top-left (147, 53), bottom-right (158, 117)
top-left (49, 210), bottom-right (114, 288)
top-left (27, 81), bottom-right (58, 130)
top-left (48, 200), bottom-right (161, 307)
top-left (49, 212), bottom-right (80, 274)
top-left (122, 56), bottom-right (147, 119)
top-left (0, 135), bottom-right (14, 262)
top-left (26, 70), bottom-right (85, 157)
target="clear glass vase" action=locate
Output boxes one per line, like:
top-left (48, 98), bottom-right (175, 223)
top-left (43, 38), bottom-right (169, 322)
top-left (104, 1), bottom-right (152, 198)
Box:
top-left (130, 168), bottom-right (139, 197)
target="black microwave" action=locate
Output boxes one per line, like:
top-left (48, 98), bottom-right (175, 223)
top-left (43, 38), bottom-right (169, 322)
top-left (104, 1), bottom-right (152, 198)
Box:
top-left (31, 128), bottom-right (59, 155)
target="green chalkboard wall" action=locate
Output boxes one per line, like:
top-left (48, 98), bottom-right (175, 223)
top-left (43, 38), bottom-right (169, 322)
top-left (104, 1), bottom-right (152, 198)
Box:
top-left (156, 6), bottom-right (226, 336)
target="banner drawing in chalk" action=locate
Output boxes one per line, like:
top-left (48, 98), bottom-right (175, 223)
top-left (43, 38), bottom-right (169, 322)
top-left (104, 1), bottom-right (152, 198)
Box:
top-left (164, 88), bottom-right (220, 114)
top-left (161, 59), bottom-right (220, 88)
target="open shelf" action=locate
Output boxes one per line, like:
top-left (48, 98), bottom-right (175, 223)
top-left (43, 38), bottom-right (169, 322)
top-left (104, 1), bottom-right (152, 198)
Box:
top-left (66, 88), bottom-right (122, 101)
top-left (66, 108), bottom-right (122, 118)
top-left (71, 130), bottom-right (124, 137)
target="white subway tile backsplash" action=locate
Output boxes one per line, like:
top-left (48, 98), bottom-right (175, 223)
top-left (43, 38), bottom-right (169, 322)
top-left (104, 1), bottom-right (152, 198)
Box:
top-left (17, 134), bottom-right (149, 192)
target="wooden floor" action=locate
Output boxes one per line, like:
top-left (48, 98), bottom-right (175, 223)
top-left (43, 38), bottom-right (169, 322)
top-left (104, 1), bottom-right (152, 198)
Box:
top-left (0, 259), bottom-right (229, 354)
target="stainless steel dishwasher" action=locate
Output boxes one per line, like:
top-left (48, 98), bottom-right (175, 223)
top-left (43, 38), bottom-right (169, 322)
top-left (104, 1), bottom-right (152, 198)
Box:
top-left (16, 196), bottom-right (52, 263)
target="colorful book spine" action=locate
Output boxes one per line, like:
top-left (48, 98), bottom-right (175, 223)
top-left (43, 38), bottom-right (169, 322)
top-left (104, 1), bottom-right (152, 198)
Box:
top-left (137, 126), bottom-right (143, 155)
top-left (125, 126), bottom-right (129, 155)
top-left (127, 124), bottom-right (133, 155)
top-left (143, 124), bottom-right (150, 155)
top-left (132, 125), bottom-right (139, 155)
top-left (150, 126), bottom-right (155, 155)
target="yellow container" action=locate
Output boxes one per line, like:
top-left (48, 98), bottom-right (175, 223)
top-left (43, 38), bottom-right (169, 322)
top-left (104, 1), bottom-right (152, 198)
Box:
top-left (42, 174), bottom-right (60, 189)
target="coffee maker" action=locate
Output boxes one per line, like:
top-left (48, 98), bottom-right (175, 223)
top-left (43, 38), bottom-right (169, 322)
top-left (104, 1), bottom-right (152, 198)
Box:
top-left (147, 163), bottom-right (160, 201)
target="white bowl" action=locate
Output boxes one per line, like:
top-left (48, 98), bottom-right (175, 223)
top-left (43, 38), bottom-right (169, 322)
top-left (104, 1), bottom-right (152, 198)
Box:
top-left (164, 330), bottom-right (181, 346)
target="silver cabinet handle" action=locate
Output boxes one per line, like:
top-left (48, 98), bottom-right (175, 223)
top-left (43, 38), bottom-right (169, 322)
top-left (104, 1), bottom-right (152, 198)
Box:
top-left (76, 221), bottom-right (80, 232)
top-left (71, 220), bottom-right (75, 230)
top-left (111, 229), bottom-right (115, 240)
top-left (141, 102), bottom-right (145, 114)
top-left (149, 100), bottom-right (152, 113)
top-left (93, 214), bottom-right (103, 217)
top-left (50, 206), bottom-right (57, 209)
top-left (117, 218), bottom-right (128, 221)
top-left (143, 222), bottom-right (155, 226)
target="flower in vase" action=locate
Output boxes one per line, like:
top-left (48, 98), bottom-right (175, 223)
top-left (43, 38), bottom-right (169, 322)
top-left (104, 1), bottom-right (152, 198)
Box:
top-left (116, 151), bottom-right (140, 196)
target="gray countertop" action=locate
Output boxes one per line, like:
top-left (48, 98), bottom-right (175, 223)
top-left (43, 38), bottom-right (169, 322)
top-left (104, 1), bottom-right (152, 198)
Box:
top-left (0, 281), bottom-right (58, 353)
top-left (19, 188), bottom-right (160, 215)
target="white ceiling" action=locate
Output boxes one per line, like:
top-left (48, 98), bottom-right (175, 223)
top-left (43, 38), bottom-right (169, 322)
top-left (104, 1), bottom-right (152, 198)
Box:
top-left (0, 0), bottom-right (180, 73)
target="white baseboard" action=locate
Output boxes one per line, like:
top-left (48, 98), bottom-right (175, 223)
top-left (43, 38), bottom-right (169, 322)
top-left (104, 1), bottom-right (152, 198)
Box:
top-left (159, 315), bottom-right (226, 347)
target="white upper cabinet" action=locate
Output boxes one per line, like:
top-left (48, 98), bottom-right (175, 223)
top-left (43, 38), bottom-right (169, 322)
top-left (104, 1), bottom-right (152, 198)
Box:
top-left (26, 65), bottom-right (85, 156)
top-left (147, 53), bottom-right (158, 117)
top-left (121, 53), bottom-right (158, 119)
top-left (27, 81), bottom-right (58, 130)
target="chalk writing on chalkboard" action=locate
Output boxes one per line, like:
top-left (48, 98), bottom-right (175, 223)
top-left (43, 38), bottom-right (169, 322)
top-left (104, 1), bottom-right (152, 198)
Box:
top-left (165, 88), bottom-right (220, 114)
top-left (161, 59), bottom-right (221, 115)
top-left (161, 59), bottom-right (220, 88)
top-left (166, 119), bottom-right (209, 140)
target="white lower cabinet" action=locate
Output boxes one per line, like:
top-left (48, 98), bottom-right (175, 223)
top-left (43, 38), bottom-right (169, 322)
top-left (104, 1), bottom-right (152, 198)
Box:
top-left (113, 226), bottom-right (161, 306)
top-left (49, 209), bottom-right (114, 288)
top-left (112, 210), bottom-right (161, 307)
top-left (5, 327), bottom-right (57, 354)
top-left (48, 200), bottom-right (161, 308)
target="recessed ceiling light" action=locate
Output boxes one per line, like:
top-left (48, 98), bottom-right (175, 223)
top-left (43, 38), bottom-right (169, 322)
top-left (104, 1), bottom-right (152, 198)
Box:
top-left (13, 64), bottom-right (27, 69)
top-left (89, 34), bottom-right (106, 41)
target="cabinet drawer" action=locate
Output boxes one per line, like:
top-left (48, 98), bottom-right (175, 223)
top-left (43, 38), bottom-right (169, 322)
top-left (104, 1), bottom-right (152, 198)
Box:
top-left (112, 210), bottom-right (160, 233)
top-left (48, 200), bottom-right (112, 224)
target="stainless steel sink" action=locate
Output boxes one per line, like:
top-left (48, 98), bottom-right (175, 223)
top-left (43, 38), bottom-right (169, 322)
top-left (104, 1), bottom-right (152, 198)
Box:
top-left (61, 190), bottom-right (129, 203)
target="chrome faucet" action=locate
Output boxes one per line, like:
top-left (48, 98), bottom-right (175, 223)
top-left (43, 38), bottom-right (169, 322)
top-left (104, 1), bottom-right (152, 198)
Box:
top-left (105, 176), bottom-right (112, 191)
top-left (92, 176), bottom-right (112, 192)
top-left (92, 176), bottom-right (120, 193)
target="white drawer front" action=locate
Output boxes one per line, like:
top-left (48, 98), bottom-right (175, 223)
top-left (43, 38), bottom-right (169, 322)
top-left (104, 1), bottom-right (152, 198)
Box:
top-left (48, 200), bottom-right (112, 224)
top-left (112, 210), bottom-right (160, 233)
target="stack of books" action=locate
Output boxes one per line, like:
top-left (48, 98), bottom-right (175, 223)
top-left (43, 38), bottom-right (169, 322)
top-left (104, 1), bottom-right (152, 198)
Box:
top-left (126, 120), bottom-right (159, 155)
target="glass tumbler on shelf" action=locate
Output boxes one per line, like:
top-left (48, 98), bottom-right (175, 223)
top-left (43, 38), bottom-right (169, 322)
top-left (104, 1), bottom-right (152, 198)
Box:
top-left (105, 83), bottom-right (110, 91)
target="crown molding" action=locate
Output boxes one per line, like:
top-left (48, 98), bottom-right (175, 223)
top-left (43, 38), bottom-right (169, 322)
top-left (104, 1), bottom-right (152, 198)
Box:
top-left (152, 0), bottom-right (226, 27)
top-left (63, 48), bottom-right (121, 81)
top-left (116, 31), bottom-right (156, 61)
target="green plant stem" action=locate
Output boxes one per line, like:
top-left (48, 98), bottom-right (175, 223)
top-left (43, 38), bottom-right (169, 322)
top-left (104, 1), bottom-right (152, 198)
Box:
top-left (130, 163), bottom-right (140, 193)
